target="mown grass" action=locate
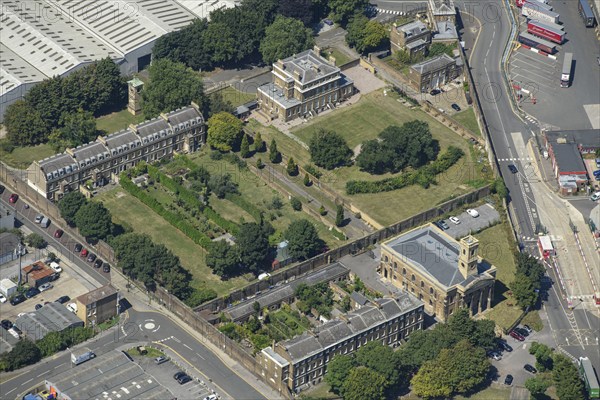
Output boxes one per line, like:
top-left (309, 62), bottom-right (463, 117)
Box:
top-left (96, 109), bottom-right (145, 134)
top-left (453, 108), bottom-right (482, 137)
top-left (214, 86), bottom-right (256, 107)
top-left (0, 142), bottom-right (55, 169)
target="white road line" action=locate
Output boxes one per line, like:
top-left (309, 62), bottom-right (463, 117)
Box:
top-left (6, 388), bottom-right (16, 395)
top-left (196, 352), bottom-right (206, 360)
top-left (23, 378), bottom-right (33, 385)
top-left (183, 344), bottom-right (192, 350)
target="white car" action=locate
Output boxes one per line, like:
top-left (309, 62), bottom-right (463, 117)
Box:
top-left (0, 294), bottom-right (6, 303)
top-left (449, 216), bottom-right (461, 224)
top-left (50, 262), bottom-right (62, 273)
top-left (34, 214), bottom-right (44, 223)
top-left (466, 209), bottom-right (479, 218)
top-left (591, 192), bottom-right (600, 202)
top-left (66, 303), bottom-right (77, 313)
top-left (39, 283), bottom-right (53, 292)
top-left (203, 395), bottom-right (218, 400)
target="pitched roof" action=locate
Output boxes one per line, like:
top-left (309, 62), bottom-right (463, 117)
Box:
top-left (15, 302), bottom-right (83, 341)
top-left (553, 143), bottom-right (587, 173)
top-left (76, 284), bottom-right (118, 306)
top-left (410, 54), bottom-right (456, 74)
top-left (279, 50), bottom-right (339, 85)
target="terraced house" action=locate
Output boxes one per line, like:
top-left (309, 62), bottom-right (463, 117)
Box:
top-left (27, 104), bottom-right (205, 201)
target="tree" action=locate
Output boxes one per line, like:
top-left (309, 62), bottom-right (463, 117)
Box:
top-left (49, 109), bottom-right (98, 151)
top-left (206, 240), bottom-right (239, 277)
top-left (269, 139), bottom-right (281, 163)
top-left (58, 191), bottom-right (87, 226)
top-left (74, 201), bottom-right (113, 241)
top-left (493, 177), bottom-right (508, 199)
top-left (335, 204), bottom-right (344, 227)
top-left (516, 253), bottom-right (545, 290)
top-left (529, 342), bottom-right (553, 372)
top-left (256, 157), bottom-right (264, 169)
top-left (319, 205), bottom-right (327, 216)
top-left (36, 332), bottom-right (67, 357)
top-left (511, 273), bottom-right (538, 309)
top-left (329, 0), bottom-right (369, 25)
top-left (208, 173), bottom-right (239, 199)
top-left (525, 377), bottom-right (550, 399)
top-left (240, 134), bottom-right (251, 158)
top-left (25, 233), bottom-right (47, 249)
top-left (254, 132), bottom-right (265, 152)
top-left (285, 219), bottom-right (323, 260)
top-left (325, 354), bottom-right (356, 394)
top-left (553, 353), bottom-right (585, 400)
top-left (290, 197), bottom-right (302, 211)
top-left (277, 0), bottom-right (313, 24)
top-left (428, 42), bottom-right (454, 57)
top-left (355, 341), bottom-right (408, 392)
top-left (260, 16), bottom-right (314, 64)
top-left (3, 339), bottom-right (41, 371)
top-left (303, 173), bottom-right (311, 186)
top-left (207, 112), bottom-right (243, 151)
top-left (208, 91), bottom-right (234, 117)
top-left (355, 140), bottom-right (395, 174)
top-left (142, 59), bottom-right (206, 118)
top-left (235, 222), bottom-right (270, 273)
top-left (346, 14), bottom-right (388, 54)
top-left (446, 308), bottom-right (496, 349)
top-left (4, 100), bottom-right (47, 146)
top-left (341, 366), bottom-right (387, 400)
top-left (308, 129), bottom-right (353, 170)
top-left (287, 157), bottom-right (298, 176)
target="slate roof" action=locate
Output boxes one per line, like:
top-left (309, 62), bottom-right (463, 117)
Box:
top-left (397, 21), bottom-right (429, 37)
top-left (101, 129), bottom-right (141, 151)
top-left (430, 0), bottom-right (456, 15)
top-left (76, 284), bottom-right (118, 306)
top-left (135, 118), bottom-right (171, 140)
top-left (350, 291), bottom-right (369, 306)
top-left (411, 54), bottom-right (456, 74)
top-left (15, 302), bottom-right (83, 341)
top-left (225, 263), bottom-right (350, 321)
top-left (166, 106), bottom-right (203, 126)
top-left (279, 50), bottom-right (339, 85)
top-left (71, 142), bottom-right (109, 162)
top-left (45, 351), bottom-right (174, 400)
top-left (553, 144), bottom-right (587, 173)
top-left (406, 39), bottom-right (429, 50)
top-left (279, 295), bottom-right (422, 363)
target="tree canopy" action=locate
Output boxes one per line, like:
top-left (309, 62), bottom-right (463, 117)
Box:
top-left (346, 14), bottom-right (388, 54)
top-left (309, 129), bottom-right (353, 170)
top-left (74, 201), bottom-right (113, 242)
top-left (260, 16), bottom-right (314, 64)
top-left (326, 354), bottom-right (356, 395)
top-left (278, 0), bottom-right (314, 24)
top-left (58, 191), bottom-right (88, 226)
top-left (284, 219), bottom-right (323, 260)
top-left (207, 112), bottom-right (243, 151)
top-left (235, 222), bottom-right (270, 273)
top-left (342, 366), bottom-right (387, 400)
top-left (206, 240), bottom-right (239, 277)
top-left (329, 0), bottom-right (369, 25)
top-left (49, 109), bottom-right (99, 151)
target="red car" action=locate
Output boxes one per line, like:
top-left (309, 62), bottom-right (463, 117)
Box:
top-left (54, 229), bottom-right (64, 238)
top-left (9, 193), bottom-right (18, 203)
top-left (509, 330), bottom-right (525, 341)
top-left (80, 248), bottom-right (88, 257)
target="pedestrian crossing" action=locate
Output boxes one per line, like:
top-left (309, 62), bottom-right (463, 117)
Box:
top-left (497, 157), bottom-right (532, 162)
top-left (376, 8), bottom-right (407, 15)
top-left (524, 115), bottom-right (538, 125)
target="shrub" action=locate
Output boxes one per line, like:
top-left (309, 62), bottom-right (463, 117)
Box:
top-left (303, 164), bottom-right (322, 178)
top-left (290, 197), bottom-right (302, 211)
top-left (319, 205), bottom-right (327, 216)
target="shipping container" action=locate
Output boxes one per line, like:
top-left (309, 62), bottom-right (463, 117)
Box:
top-left (578, 0), bottom-right (597, 27)
top-left (518, 32), bottom-right (556, 54)
top-left (516, 0), bottom-right (548, 8)
top-left (522, 4), bottom-right (560, 23)
top-left (528, 20), bottom-right (565, 43)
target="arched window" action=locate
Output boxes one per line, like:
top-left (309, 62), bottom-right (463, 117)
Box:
top-left (402, 268), bottom-right (406, 275)
top-left (411, 274), bottom-right (415, 282)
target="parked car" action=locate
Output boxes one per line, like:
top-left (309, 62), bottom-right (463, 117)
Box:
top-left (451, 103), bottom-right (461, 112)
top-left (174, 372), bottom-right (192, 385)
top-left (524, 364), bottom-right (537, 373)
top-left (35, 214), bottom-right (44, 223)
top-left (35, 304), bottom-right (43, 310)
top-left (487, 351), bottom-right (502, 361)
top-left (498, 340), bottom-right (513, 352)
top-left (74, 243), bottom-right (83, 252)
top-left (593, 169), bottom-right (600, 178)
top-left (466, 209), bottom-right (479, 217)
top-left (50, 262), bottom-right (62, 273)
top-left (522, 325), bottom-right (533, 334)
top-left (103, 263), bottom-right (111, 273)
top-left (9, 193), bottom-right (19, 203)
top-left (80, 248), bottom-right (88, 257)
top-left (504, 374), bottom-right (514, 385)
top-left (514, 327), bottom-right (529, 337)
top-left (155, 356), bottom-right (169, 365)
top-left (591, 192), bottom-right (600, 201)
top-left (430, 89), bottom-right (441, 96)
top-left (0, 185), bottom-right (4, 194)
top-left (438, 220), bottom-right (450, 230)
top-left (54, 229), bottom-right (64, 238)
top-left (449, 216), bottom-right (461, 224)
top-left (10, 294), bottom-right (26, 306)
top-left (509, 330), bottom-right (525, 341)
top-left (0, 294), bottom-right (6, 303)
top-left (323, 18), bottom-right (333, 26)
top-left (87, 253), bottom-right (96, 262)
top-left (25, 287), bottom-right (40, 298)
top-left (66, 303), bottom-right (77, 313)
top-left (1, 320), bottom-right (13, 330)
top-left (203, 395), bottom-right (218, 400)
top-left (39, 282), bottom-right (53, 292)
top-left (94, 259), bottom-right (103, 268)
top-left (508, 164), bottom-right (518, 174)
top-left (55, 295), bottom-right (70, 304)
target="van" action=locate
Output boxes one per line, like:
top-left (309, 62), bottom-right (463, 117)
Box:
top-left (40, 217), bottom-right (50, 228)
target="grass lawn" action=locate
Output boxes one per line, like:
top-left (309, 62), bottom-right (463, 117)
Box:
top-left (215, 86), bottom-right (256, 107)
top-left (453, 108), bottom-right (482, 137)
top-left (96, 109), bottom-right (145, 134)
top-left (302, 382), bottom-right (339, 399)
top-left (453, 385), bottom-right (512, 400)
top-left (98, 188), bottom-right (247, 296)
top-left (0, 143), bottom-right (55, 169)
top-left (521, 310), bottom-right (544, 331)
top-left (320, 47), bottom-right (353, 66)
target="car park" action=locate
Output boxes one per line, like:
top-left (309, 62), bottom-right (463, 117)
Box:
top-left (451, 103), bottom-right (461, 111)
top-left (103, 264), bottom-right (111, 273)
top-left (74, 243), bottom-right (83, 252)
top-left (504, 374), bottom-right (514, 385)
top-left (524, 364), bottom-right (537, 373)
top-left (1, 320), bottom-right (13, 330)
top-left (39, 283), bottom-right (53, 292)
top-left (35, 214), bottom-right (44, 223)
top-left (466, 209), bottom-right (479, 217)
top-left (10, 294), bottom-right (26, 306)
top-left (55, 295), bottom-right (70, 304)
top-left (174, 372), bottom-right (192, 385)
top-left (54, 229), bottom-right (64, 238)
top-left (94, 259), bottom-right (103, 268)
top-left (508, 164), bottom-right (518, 174)
top-left (9, 193), bottom-right (19, 203)
top-left (449, 216), bottom-right (461, 224)
top-left (80, 248), bottom-right (88, 257)
top-left (0, 294), bottom-right (6, 303)
top-left (154, 356), bottom-right (169, 365)
top-left (25, 287), bottom-right (40, 298)
top-left (509, 330), bottom-right (525, 341)
top-left (87, 253), bottom-right (96, 262)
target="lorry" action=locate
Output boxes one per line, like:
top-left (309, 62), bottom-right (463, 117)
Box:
top-left (71, 348), bottom-right (95, 365)
top-left (523, 0), bottom-right (553, 11)
top-left (518, 32), bottom-right (556, 54)
top-left (516, 0), bottom-right (548, 8)
top-left (522, 4), bottom-right (560, 24)
top-left (0, 278), bottom-right (17, 297)
top-left (528, 20), bottom-right (565, 44)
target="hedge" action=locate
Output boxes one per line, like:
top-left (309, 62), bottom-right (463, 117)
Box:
top-left (225, 193), bottom-right (263, 222)
top-left (346, 146), bottom-right (464, 194)
top-left (120, 175), bottom-right (213, 249)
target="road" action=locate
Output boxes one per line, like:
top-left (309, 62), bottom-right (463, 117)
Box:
top-left (0, 308), bottom-right (267, 400)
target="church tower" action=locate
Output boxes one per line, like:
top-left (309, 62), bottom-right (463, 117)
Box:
top-left (458, 235), bottom-right (479, 278)
top-left (127, 78), bottom-right (144, 115)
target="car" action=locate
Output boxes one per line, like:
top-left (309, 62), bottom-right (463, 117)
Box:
top-left (103, 263), bottom-right (111, 273)
top-left (509, 330), bottom-right (525, 341)
top-left (55, 295), bottom-right (70, 304)
top-left (17, 312), bottom-right (29, 318)
top-left (522, 325), bottom-right (533, 334)
top-left (596, 158), bottom-right (600, 168)
top-left (23, 204), bottom-right (29, 209)
top-left (0, 294), bottom-right (6, 303)
top-left (508, 164), bottom-right (518, 174)
top-left (449, 216), bottom-right (460, 224)
top-left (39, 282), bottom-right (53, 292)
top-left (514, 327), bottom-right (529, 337)
top-left (50, 262), bottom-right (62, 273)
top-left (504, 374), bottom-right (514, 385)
top-left (66, 303), bottom-right (77, 313)
top-left (74, 243), bottom-right (83, 252)
top-left (35, 304), bottom-right (43, 310)
top-left (593, 169), bottom-right (600, 177)
top-left (323, 18), bottom-right (333, 26)
top-left (1, 320), bottom-right (13, 330)
top-left (25, 287), bottom-right (40, 298)
top-left (54, 229), bottom-right (64, 238)
top-left (35, 214), bottom-right (44, 223)
top-left (80, 248), bottom-right (88, 257)
top-left (438, 220), bottom-right (450, 230)
top-left (87, 253), bottom-right (96, 262)
top-left (487, 351), bottom-right (502, 361)
top-left (0, 184), bottom-right (4, 194)
top-left (498, 341), bottom-right (513, 352)
top-left (429, 89), bottom-right (441, 96)
top-left (203, 395), bottom-right (218, 400)
top-left (49, 273), bottom-right (60, 282)
top-left (94, 259), bottom-right (103, 268)
top-left (155, 356), bottom-right (169, 365)
top-left (10, 294), bottom-right (26, 306)
top-left (174, 372), bottom-right (192, 385)
top-left (9, 193), bottom-right (19, 203)
top-left (451, 103), bottom-right (461, 112)
top-left (8, 326), bottom-right (22, 338)
top-left (524, 364), bottom-right (537, 373)
top-left (591, 192), bottom-right (600, 201)
top-left (466, 209), bottom-right (479, 218)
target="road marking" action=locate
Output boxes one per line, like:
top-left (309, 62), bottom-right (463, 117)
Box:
top-left (6, 388), bottom-right (15, 395)
top-left (196, 352), bottom-right (205, 360)
top-left (172, 337), bottom-right (181, 343)
top-left (183, 344), bottom-right (192, 350)
top-left (23, 378), bottom-right (33, 385)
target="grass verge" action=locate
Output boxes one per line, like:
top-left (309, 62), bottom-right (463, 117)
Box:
top-left (453, 108), bottom-right (481, 137)
top-left (0, 143), bottom-right (55, 169)
top-left (96, 109), bottom-right (145, 134)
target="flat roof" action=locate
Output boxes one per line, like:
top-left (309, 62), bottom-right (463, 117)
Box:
top-left (76, 284), bottom-right (118, 306)
top-left (15, 302), bottom-right (83, 341)
top-left (278, 50), bottom-right (339, 85)
top-left (545, 129), bottom-right (600, 148)
top-left (553, 143), bottom-right (587, 173)
top-left (46, 351), bottom-right (174, 400)
top-left (262, 346), bottom-right (290, 368)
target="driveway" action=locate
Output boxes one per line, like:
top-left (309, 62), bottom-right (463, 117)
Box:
top-left (342, 65), bottom-right (386, 94)
top-left (442, 203), bottom-right (501, 239)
